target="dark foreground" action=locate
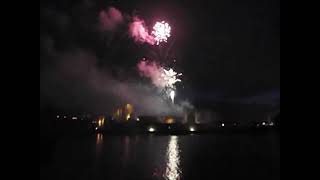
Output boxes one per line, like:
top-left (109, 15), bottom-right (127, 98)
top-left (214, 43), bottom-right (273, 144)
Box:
top-left (40, 131), bottom-right (280, 180)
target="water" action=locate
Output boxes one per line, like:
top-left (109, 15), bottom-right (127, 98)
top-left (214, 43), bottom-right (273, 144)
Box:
top-left (40, 132), bottom-right (280, 180)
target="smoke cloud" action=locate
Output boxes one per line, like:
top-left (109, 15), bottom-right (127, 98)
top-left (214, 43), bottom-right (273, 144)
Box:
top-left (99, 7), bottom-right (123, 31)
top-left (40, 48), bottom-right (185, 116)
top-left (137, 60), bottom-right (166, 89)
top-left (128, 17), bottom-right (155, 45)
top-left (41, 5), bottom-right (192, 118)
top-left (98, 8), bottom-right (155, 45)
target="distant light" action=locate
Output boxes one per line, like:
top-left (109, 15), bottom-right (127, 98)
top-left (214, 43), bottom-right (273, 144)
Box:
top-left (95, 127), bottom-right (98, 130)
top-left (269, 122), bottom-right (274, 126)
top-left (189, 126), bottom-right (195, 132)
top-left (126, 114), bottom-right (131, 121)
top-left (101, 118), bottom-right (105, 126)
top-left (262, 122), bottom-right (266, 126)
top-left (165, 117), bottom-right (174, 124)
top-left (63, 116), bottom-right (66, 119)
top-left (168, 126), bottom-right (171, 129)
top-left (221, 123), bottom-right (225, 127)
top-left (72, 117), bottom-right (77, 120)
top-left (136, 117), bottom-right (140, 121)
top-left (148, 127), bottom-right (155, 132)
top-left (56, 115), bottom-right (60, 118)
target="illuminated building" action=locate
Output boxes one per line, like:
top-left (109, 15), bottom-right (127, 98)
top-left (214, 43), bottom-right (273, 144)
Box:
top-left (148, 127), bottom-right (155, 132)
top-left (124, 104), bottom-right (133, 121)
top-left (112, 103), bottom-right (135, 122)
top-left (193, 109), bottom-right (220, 124)
top-left (97, 116), bottom-right (105, 128)
top-left (126, 114), bottom-right (131, 121)
top-left (113, 108), bottom-right (122, 120)
top-left (164, 116), bottom-right (175, 124)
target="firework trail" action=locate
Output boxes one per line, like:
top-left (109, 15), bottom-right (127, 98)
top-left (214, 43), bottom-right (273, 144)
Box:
top-left (161, 68), bottom-right (182, 104)
top-left (170, 90), bottom-right (175, 104)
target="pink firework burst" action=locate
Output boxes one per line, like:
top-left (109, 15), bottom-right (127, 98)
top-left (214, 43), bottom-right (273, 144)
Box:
top-left (151, 21), bottom-right (171, 45)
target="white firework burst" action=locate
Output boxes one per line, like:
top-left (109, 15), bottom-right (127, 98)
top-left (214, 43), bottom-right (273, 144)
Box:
top-left (161, 68), bottom-right (182, 88)
top-left (152, 21), bottom-right (171, 45)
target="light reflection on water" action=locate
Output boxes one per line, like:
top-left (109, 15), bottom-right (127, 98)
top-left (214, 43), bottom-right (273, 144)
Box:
top-left (96, 133), bottom-right (103, 146)
top-left (122, 136), bottom-right (130, 167)
top-left (43, 133), bottom-right (279, 180)
top-left (164, 136), bottom-right (181, 180)
top-left (95, 133), bottom-right (104, 154)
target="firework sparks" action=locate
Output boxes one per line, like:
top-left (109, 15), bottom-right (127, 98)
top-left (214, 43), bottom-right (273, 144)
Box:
top-left (137, 60), bottom-right (182, 104)
top-left (152, 21), bottom-right (171, 45)
top-left (161, 68), bottom-right (182, 89)
top-left (138, 60), bottom-right (182, 89)
top-left (170, 90), bottom-right (175, 104)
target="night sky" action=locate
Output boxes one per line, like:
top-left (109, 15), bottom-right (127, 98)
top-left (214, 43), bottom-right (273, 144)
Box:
top-left (40, 0), bottom-right (280, 117)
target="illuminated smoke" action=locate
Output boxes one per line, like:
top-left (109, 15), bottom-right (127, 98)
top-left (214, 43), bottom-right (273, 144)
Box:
top-left (99, 7), bottom-right (123, 31)
top-left (137, 60), bottom-right (166, 88)
top-left (129, 17), bottom-right (155, 45)
top-left (137, 59), bottom-right (182, 104)
top-left (152, 21), bottom-right (171, 45)
top-left (137, 59), bottom-right (182, 90)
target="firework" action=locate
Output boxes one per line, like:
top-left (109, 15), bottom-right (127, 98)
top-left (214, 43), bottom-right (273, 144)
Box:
top-left (152, 21), bottom-right (171, 45)
top-left (170, 90), bottom-right (175, 104)
top-left (137, 60), bottom-right (182, 104)
top-left (161, 68), bottom-right (182, 89)
top-left (138, 60), bottom-right (181, 89)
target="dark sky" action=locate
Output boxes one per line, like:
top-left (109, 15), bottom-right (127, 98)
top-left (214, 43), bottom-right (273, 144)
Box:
top-left (40, 0), bottom-right (280, 115)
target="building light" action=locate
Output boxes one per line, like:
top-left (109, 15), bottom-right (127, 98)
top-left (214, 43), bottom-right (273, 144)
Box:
top-left (126, 114), bottom-right (131, 121)
top-left (148, 127), bottom-right (155, 132)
